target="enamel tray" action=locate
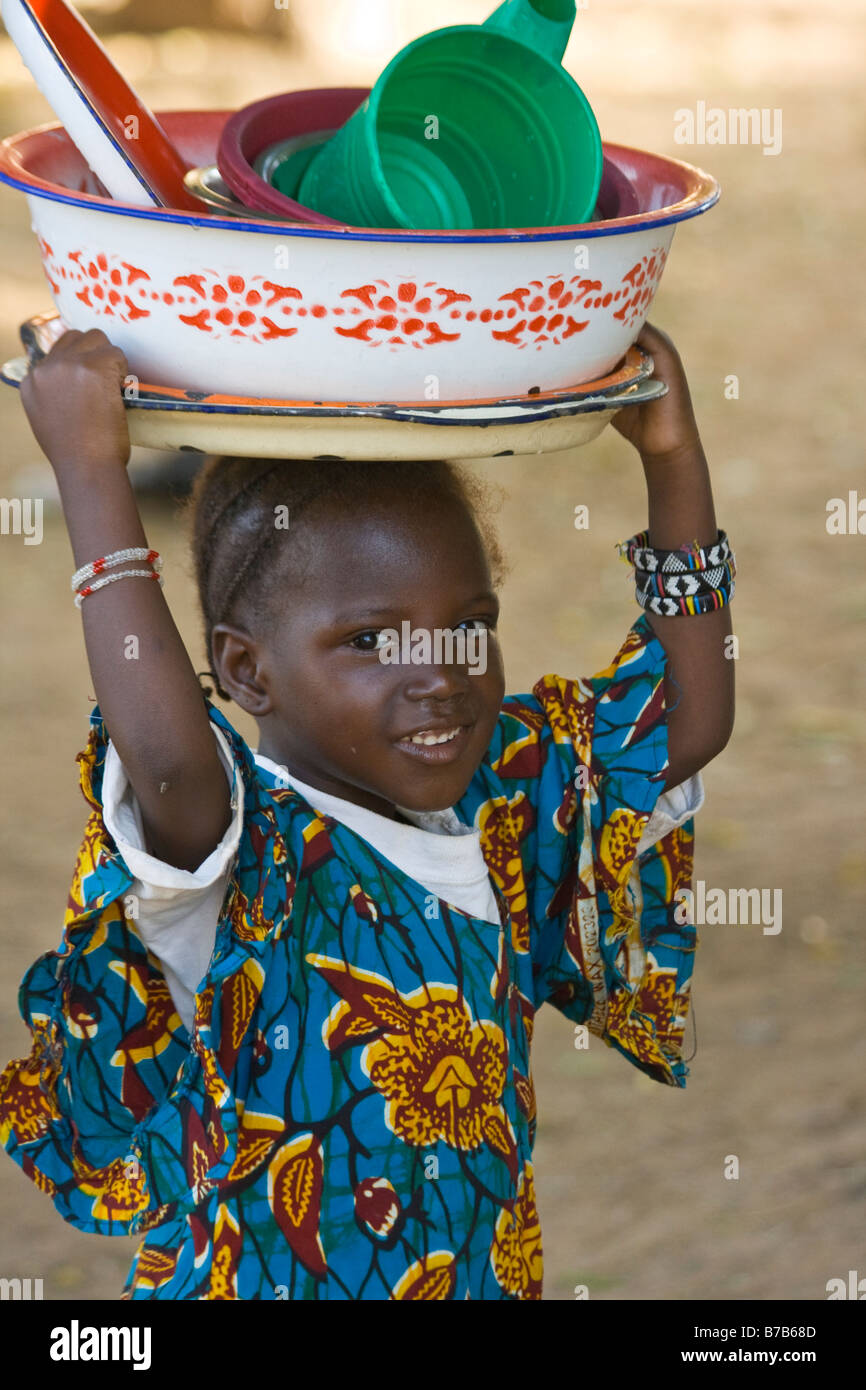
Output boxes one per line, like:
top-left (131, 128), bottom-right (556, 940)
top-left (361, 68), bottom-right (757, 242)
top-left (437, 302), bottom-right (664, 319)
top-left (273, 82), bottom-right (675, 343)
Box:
top-left (2, 312), bottom-right (666, 460)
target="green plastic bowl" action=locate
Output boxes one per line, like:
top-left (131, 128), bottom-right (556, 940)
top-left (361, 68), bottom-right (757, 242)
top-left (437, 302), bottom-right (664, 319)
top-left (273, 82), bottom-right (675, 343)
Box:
top-left (296, 1), bottom-right (602, 229)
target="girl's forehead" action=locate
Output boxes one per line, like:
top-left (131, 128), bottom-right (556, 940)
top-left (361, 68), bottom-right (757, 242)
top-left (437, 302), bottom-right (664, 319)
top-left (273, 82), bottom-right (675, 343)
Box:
top-left (300, 499), bottom-right (488, 569)
top-left (270, 534), bottom-right (496, 629)
top-left (318, 489), bottom-right (472, 532)
top-left (260, 492), bottom-right (494, 624)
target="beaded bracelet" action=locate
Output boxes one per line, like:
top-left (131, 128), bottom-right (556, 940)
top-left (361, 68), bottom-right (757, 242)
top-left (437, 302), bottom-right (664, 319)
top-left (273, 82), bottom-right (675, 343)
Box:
top-left (635, 581), bottom-right (735, 617)
top-left (71, 547), bottom-right (162, 593)
top-left (617, 529), bottom-right (732, 574)
top-left (636, 557), bottom-right (736, 600)
top-left (617, 527), bottom-right (736, 616)
top-left (74, 568), bottom-right (164, 609)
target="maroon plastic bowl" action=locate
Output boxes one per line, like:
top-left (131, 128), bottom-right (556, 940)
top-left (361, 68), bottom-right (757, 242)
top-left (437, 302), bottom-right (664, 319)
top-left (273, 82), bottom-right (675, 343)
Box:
top-left (218, 88), bottom-right (368, 226)
top-left (217, 88), bottom-right (639, 227)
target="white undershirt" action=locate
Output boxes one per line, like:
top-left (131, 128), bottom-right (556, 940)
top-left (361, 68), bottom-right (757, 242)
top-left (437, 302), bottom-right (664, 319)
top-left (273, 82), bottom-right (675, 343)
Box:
top-left (101, 725), bottom-right (703, 1033)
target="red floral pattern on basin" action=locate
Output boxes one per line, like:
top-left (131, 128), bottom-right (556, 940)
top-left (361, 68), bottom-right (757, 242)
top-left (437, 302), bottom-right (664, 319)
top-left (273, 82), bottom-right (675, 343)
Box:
top-left (336, 281), bottom-right (467, 348)
top-left (172, 272), bottom-right (300, 342)
top-left (38, 239), bottom-right (153, 324)
top-left (612, 250), bottom-right (669, 329)
top-left (36, 242), bottom-right (669, 350)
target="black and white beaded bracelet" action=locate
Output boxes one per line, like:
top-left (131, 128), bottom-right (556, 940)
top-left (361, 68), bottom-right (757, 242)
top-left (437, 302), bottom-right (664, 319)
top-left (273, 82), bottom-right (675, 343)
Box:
top-left (634, 580), bottom-right (736, 617)
top-left (636, 558), bottom-right (736, 601)
top-left (617, 528), bottom-right (733, 574)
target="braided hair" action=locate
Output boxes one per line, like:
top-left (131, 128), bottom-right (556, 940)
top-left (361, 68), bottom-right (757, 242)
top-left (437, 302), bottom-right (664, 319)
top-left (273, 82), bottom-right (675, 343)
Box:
top-left (181, 456), bottom-right (509, 702)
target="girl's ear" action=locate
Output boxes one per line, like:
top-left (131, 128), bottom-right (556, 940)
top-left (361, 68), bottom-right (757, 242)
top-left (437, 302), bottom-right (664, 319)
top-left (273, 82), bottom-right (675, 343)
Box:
top-left (211, 623), bottom-right (273, 717)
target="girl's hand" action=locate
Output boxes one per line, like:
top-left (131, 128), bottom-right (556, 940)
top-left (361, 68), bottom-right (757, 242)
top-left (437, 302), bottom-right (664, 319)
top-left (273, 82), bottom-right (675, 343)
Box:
top-left (19, 327), bottom-right (131, 475)
top-left (611, 321), bottom-right (701, 464)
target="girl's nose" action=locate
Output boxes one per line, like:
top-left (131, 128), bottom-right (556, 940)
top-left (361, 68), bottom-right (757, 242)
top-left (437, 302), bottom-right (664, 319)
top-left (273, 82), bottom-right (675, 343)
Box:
top-left (401, 662), bottom-right (472, 701)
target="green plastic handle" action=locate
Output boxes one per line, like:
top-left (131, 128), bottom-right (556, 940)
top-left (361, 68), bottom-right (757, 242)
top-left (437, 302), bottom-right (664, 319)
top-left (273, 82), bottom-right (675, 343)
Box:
top-left (482, 0), bottom-right (576, 66)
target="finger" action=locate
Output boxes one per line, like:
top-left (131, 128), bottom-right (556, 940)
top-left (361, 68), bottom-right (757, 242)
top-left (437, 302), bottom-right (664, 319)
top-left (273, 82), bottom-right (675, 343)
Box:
top-left (46, 327), bottom-right (113, 362)
top-left (50, 327), bottom-right (123, 360)
top-left (49, 328), bottom-right (87, 355)
top-left (77, 327), bottom-right (116, 345)
top-left (106, 345), bottom-right (131, 379)
top-left (644, 327), bottom-right (686, 377)
top-left (634, 321), bottom-right (677, 355)
top-left (68, 330), bottom-right (129, 379)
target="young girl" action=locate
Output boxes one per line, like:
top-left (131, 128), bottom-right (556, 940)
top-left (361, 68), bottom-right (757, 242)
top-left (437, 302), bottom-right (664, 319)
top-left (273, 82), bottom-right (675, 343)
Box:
top-left (0, 322), bottom-right (734, 1300)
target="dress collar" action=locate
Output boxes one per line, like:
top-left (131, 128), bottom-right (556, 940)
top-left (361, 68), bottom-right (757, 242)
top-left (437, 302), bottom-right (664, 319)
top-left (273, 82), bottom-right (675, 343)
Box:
top-left (252, 752), bottom-right (476, 839)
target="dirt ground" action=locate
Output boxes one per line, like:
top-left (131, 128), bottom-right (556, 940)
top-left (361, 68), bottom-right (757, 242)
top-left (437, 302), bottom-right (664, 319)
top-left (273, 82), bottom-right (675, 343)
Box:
top-left (0, 1), bottom-right (864, 1300)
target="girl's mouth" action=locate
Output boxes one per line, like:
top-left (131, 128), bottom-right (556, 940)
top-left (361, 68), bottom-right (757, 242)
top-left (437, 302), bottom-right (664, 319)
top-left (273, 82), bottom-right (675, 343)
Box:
top-left (395, 724), bottom-right (472, 764)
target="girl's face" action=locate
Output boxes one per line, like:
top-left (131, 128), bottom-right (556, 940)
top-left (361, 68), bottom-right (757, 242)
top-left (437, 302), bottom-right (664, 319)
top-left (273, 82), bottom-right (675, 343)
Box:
top-left (212, 493), bottom-right (506, 818)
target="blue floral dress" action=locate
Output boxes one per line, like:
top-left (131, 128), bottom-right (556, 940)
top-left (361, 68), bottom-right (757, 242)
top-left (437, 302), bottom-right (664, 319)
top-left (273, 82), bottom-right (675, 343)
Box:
top-left (0, 615), bottom-right (696, 1300)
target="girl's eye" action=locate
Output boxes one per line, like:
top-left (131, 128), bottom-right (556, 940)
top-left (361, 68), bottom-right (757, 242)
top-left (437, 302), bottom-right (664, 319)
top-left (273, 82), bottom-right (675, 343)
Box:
top-left (348, 619), bottom-right (496, 652)
top-left (349, 630), bottom-right (391, 652)
top-left (456, 617), bottom-right (496, 633)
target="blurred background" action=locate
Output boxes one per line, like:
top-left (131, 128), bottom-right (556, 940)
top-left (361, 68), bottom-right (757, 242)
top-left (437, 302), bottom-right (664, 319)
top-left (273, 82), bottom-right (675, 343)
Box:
top-left (0, 0), bottom-right (864, 1300)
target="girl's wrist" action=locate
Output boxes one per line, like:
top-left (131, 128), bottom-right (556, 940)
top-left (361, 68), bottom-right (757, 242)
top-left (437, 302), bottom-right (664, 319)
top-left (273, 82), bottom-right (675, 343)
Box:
top-left (641, 440), bottom-right (718, 549)
top-left (54, 460), bottom-right (148, 571)
top-left (52, 451), bottom-right (129, 478)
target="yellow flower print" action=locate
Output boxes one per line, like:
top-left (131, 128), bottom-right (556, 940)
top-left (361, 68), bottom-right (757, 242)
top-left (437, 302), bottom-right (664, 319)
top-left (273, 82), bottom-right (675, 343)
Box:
top-left (308, 957), bottom-right (518, 1178)
top-left (490, 1163), bottom-right (543, 1299)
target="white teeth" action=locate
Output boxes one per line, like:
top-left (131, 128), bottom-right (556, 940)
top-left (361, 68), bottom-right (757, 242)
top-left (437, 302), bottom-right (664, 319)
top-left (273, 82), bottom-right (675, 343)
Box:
top-left (408, 727), bottom-right (461, 746)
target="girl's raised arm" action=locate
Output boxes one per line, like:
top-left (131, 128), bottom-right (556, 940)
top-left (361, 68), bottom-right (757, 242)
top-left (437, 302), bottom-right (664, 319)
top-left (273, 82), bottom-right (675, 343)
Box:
top-left (611, 322), bottom-right (736, 790)
top-left (21, 328), bottom-right (232, 871)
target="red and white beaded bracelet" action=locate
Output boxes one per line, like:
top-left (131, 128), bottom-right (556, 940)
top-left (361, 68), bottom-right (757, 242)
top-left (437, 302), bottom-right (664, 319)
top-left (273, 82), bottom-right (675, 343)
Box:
top-left (74, 568), bottom-right (164, 609)
top-left (71, 547), bottom-right (162, 593)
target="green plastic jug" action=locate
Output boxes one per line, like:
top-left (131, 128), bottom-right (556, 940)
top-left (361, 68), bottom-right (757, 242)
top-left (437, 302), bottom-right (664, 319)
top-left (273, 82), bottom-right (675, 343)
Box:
top-left (294, 0), bottom-right (602, 230)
